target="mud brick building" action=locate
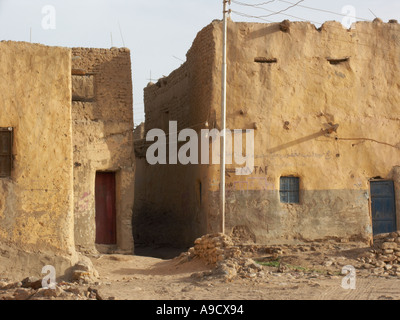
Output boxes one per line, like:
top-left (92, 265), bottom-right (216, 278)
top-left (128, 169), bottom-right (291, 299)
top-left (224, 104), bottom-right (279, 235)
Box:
top-left (71, 47), bottom-right (135, 254)
top-left (135, 19), bottom-right (400, 247)
top-left (0, 42), bottom-right (135, 279)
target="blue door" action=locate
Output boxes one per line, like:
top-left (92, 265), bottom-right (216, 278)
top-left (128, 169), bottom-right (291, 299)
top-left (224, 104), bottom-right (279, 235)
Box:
top-left (371, 180), bottom-right (397, 235)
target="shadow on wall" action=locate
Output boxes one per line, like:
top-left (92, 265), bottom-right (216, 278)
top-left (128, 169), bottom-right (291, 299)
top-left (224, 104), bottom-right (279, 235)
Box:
top-left (246, 23), bottom-right (281, 41)
top-left (132, 202), bottom-right (190, 247)
top-left (131, 139), bottom-right (207, 249)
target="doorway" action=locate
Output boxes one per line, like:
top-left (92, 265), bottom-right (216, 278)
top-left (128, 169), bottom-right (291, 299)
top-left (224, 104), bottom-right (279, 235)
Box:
top-left (370, 180), bottom-right (397, 236)
top-left (95, 172), bottom-right (117, 245)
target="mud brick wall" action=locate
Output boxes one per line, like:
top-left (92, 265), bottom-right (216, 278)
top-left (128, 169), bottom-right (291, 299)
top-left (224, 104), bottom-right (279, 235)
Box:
top-left (0, 41), bottom-right (77, 279)
top-left (208, 20), bottom-right (400, 244)
top-left (137, 19), bottom-right (400, 247)
top-left (71, 48), bottom-right (135, 253)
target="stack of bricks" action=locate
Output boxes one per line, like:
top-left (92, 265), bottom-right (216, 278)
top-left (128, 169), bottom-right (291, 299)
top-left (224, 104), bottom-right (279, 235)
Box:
top-left (189, 234), bottom-right (241, 265)
top-left (187, 233), bottom-right (266, 281)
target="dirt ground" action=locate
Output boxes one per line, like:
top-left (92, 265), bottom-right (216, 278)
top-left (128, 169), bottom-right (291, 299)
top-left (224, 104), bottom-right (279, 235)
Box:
top-left (88, 243), bottom-right (400, 301)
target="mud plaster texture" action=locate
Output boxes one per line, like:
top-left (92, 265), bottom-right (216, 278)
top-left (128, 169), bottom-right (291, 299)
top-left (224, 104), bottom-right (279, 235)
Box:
top-left (136, 19), bottom-right (400, 247)
top-left (71, 48), bottom-right (135, 254)
top-left (0, 41), bottom-right (78, 280)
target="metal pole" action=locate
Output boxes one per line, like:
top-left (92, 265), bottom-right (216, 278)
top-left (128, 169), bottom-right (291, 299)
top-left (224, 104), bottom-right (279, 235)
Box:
top-left (220, 0), bottom-right (228, 234)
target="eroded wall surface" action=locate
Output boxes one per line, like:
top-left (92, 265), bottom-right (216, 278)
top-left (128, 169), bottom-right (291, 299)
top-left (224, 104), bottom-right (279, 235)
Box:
top-left (140, 19), bottom-right (400, 246)
top-left (207, 20), bottom-right (400, 244)
top-left (0, 41), bottom-right (76, 279)
top-left (72, 48), bottom-right (135, 253)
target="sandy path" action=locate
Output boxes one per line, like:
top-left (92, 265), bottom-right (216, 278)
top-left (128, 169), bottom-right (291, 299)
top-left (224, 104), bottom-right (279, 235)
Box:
top-left (90, 250), bottom-right (400, 301)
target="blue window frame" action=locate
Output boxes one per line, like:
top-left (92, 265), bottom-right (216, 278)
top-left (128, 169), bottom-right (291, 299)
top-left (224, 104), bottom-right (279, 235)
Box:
top-left (280, 177), bottom-right (300, 204)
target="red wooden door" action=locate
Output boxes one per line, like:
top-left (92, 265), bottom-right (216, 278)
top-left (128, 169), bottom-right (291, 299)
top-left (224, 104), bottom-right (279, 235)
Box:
top-left (95, 172), bottom-right (116, 244)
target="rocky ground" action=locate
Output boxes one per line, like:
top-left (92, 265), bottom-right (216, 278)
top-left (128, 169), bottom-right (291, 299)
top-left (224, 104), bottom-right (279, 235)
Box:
top-left (1, 233), bottom-right (400, 300)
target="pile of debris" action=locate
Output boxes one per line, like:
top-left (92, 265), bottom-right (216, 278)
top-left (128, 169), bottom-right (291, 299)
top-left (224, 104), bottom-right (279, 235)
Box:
top-left (0, 278), bottom-right (112, 300)
top-left (183, 233), bottom-right (266, 281)
top-left (0, 257), bottom-right (107, 300)
top-left (359, 232), bottom-right (400, 276)
top-left (71, 258), bottom-right (100, 283)
top-left (182, 232), bottom-right (400, 281)
top-left (190, 233), bottom-right (239, 265)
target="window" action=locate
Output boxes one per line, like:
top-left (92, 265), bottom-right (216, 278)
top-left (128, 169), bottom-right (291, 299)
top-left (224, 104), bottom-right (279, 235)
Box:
top-left (280, 177), bottom-right (300, 204)
top-left (0, 128), bottom-right (13, 178)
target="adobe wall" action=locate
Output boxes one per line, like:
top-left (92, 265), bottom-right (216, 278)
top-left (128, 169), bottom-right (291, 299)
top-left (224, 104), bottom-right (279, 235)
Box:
top-left (207, 19), bottom-right (400, 244)
top-left (141, 19), bottom-right (400, 247)
top-left (71, 48), bottom-right (135, 253)
top-left (135, 23), bottom-right (219, 247)
top-left (0, 41), bottom-right (77, 279)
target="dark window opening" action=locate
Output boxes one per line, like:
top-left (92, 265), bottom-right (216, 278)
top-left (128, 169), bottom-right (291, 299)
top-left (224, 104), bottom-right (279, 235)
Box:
top-left (280, 176), bottom-right (300, 204)
top-left (0, 128), bottom-right (13, 178)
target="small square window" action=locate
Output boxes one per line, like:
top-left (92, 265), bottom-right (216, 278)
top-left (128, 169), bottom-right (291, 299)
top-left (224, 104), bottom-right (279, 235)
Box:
top-left (0, 128), bottom-right (13, 178)
top-left (280, 177), bottom-right (299, 204)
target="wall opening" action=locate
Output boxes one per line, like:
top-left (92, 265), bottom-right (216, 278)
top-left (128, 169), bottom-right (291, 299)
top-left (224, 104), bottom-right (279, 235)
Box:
top-left (254, 57), bottom-right (278, 64)
top-left (327, 57), bottom-right (350, 65)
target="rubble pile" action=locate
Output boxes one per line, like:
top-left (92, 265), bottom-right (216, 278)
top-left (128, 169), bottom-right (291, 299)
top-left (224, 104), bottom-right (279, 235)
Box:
top-left (359, 232), bottom-right (400, 276)
top-left (212, 257), bottom-right (265, 281)
top-left (0, 257), bottom-right (105, 300)
top-left (184, 233), bottom-right (266, 281)
top-left (0, 279), bottom-right (112, 300)
top-left (190, 233), bottom-right (239, 265)
top-left (71, 258), bottom-right (100, 283)
top-left (181, 232), bottom-right (400, 281)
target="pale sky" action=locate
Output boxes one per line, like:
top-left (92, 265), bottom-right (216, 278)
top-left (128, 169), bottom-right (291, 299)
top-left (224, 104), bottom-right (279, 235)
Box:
top-left (0, 0), bottom-right (399, 126)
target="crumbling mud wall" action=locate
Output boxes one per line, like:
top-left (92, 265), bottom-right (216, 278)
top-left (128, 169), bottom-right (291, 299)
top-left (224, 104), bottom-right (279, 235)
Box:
top-left (140, 19), bottom-right (400, 247)
top-left (207, 19), bottom-right (400, 244)
top-left (71, 48), bottom-right (135, 253)
top-left (0, 41), bottom-right (77, 279)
